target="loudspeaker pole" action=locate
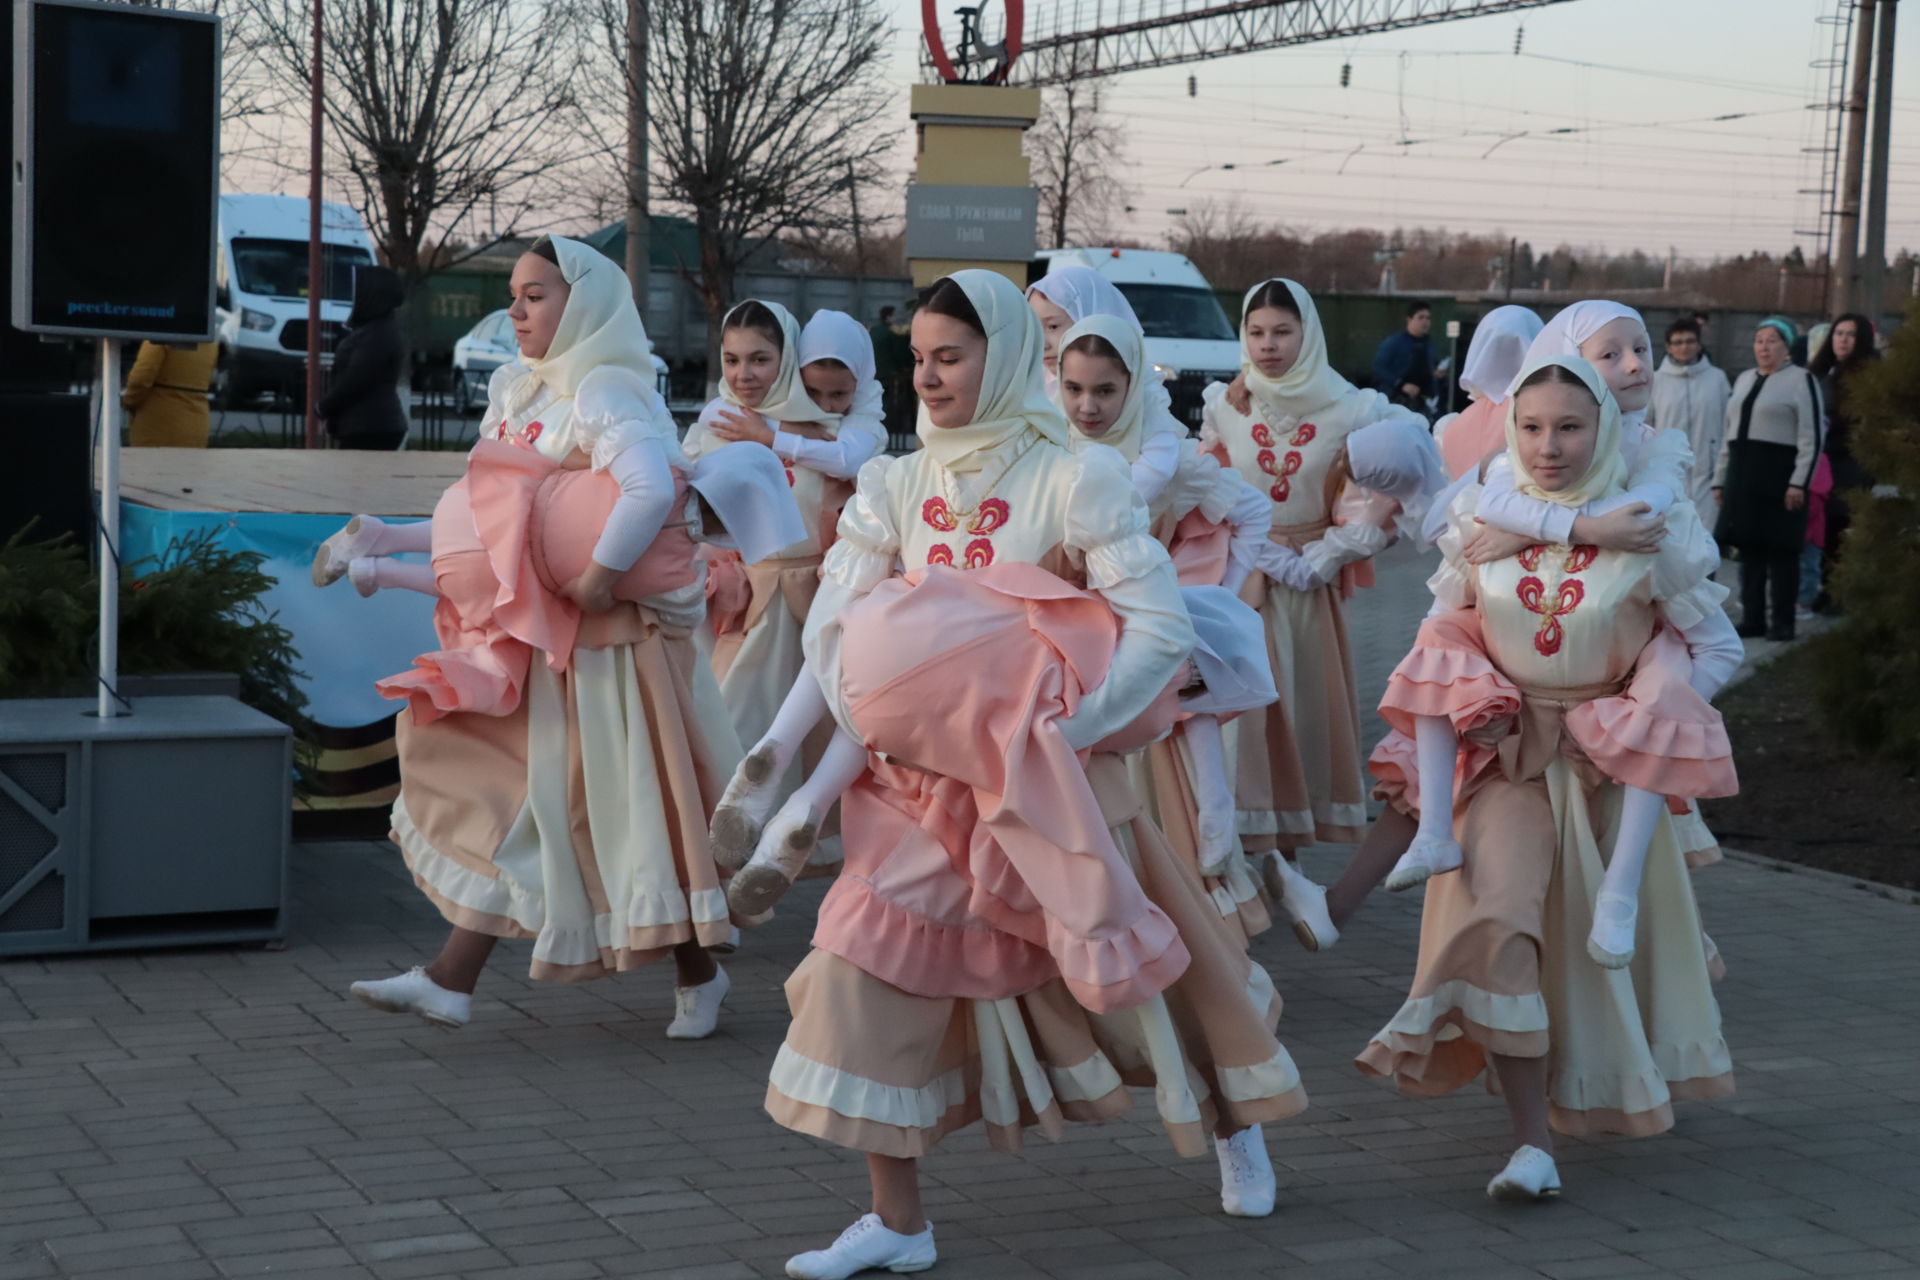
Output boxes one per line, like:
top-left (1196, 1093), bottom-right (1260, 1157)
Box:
top-left (1831, 0), bottom-right (1877, 317)
top-left (1862, 0), bottom-right (1899, 313)
top-left (624, 0), bottom-right (649, 317)
top-left (305, 0), bottom-right (324, 448)
top-left (96, 339), bottom-right (122, 719)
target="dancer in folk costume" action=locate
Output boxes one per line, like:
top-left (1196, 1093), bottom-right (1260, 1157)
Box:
top-left (342, 237), bottom-right (773, 1039)
top-left (1312, 301), bottom-right (1727, 943)
top-left (1357, 355), bottom-right (1738, 1201)
top-left (1050, 312), bottom-right (1286, 946)
top-left (760, 271), bottom-right (1307, 1280)
top-left (682, 301), bottom-right (886, 861)
top-left (1199, 278), bottom-right (1426, 867)
top-left (1431, 305), bottom-right (1544, 480)
top-left (1027, 264), bottom-right (1183, 501)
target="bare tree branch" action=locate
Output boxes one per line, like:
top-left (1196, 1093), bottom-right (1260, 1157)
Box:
top-left (1027, 63), bottom-right (1127, 249)
top-left (240, 0), bottom-right (585, 283)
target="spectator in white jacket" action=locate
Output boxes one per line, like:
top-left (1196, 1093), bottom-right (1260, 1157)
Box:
top-left (1648, 316), bottom-right (1731, 530)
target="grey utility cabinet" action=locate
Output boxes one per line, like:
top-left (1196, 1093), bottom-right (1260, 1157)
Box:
top-left (0, 696), bottom-right (291, 954)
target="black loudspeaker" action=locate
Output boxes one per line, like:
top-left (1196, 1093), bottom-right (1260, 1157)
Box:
top-left (0, 393), bottom-right (90, 547)
top-left (0, 6), bottom-right (72, 392)
top-left (10, 0), bottom-right (219, 343)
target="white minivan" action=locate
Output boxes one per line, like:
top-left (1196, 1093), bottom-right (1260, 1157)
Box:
top-left (214, 194), bottom-right (380, 406)
top-left (1030, 248), bottom-right (1243, 430)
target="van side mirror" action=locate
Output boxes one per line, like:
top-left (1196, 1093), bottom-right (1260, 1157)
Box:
top-left (215, 286), bottom-right (231, 311)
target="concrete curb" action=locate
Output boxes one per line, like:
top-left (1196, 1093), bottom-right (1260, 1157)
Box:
top-left (1720, 845), bottom-right (1920, 906)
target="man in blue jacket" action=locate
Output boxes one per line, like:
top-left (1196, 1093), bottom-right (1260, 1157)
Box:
top-left (1372, 301), bottom-right (1434, 415)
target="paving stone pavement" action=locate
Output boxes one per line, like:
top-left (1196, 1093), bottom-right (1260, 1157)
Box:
top-left (4, 543), bottom-right (1918, 1280)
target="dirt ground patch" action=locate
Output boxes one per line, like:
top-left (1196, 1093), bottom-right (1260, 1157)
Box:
top-left (1701, 642), bottom-right (1920, 892)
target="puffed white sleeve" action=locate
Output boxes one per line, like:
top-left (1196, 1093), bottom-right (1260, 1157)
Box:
top-left (1060, 446), bottom-right (1197, 751)
top-left (482, 363), bottom-right (529, 438)
top-left (1476, 453), bottom-right (1576, 545)
top-left (573, 367), bottom-right (681, 471)
top-left (1197, 381), bottom-right (1234, 455)
top-left (1585, 426), bottom-right (1688, 518)
top-left (774, 383), bottom-right (886, 478)
top-left (1131, 380), bottom-right (1184, 505)
top-left (1650, 498), bottom-right (1731, 639)
top-left (678, 398), bottom-right (727, 462)
top-left (1426, 483), bottom-right (1482, 612)
top-left (802, 455), bottom-right (902, 738)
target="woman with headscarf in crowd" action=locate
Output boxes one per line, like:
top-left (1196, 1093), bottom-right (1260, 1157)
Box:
top-left (1806, 312), bottom-right (1878, 611)
top-left (1714, 316), bottom-right (1823, 642)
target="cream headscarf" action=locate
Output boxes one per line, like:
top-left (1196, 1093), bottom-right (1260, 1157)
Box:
top-left (1054, 313), bottom-right (1149, 461)
top-left (718, 298), bottom-right (826, 424)
top-left (510, 236), bottom-right (656, 415)
top-left (917, 270), bottom-right (1070, 472)
top-left (1504, 354), bottom-right (1627, 508)
top-left (1239, 278), bottom-right (1354, 418)
top-left (1459, 305), bottom-right (1544, 403)
top-left (1026, 265), bottom-right (1142, 331)
top-left (798, 309), bottom-right (877, 385)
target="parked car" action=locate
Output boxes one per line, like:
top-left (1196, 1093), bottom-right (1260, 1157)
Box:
top-left (451, 309), bottom-right (673, 414)
top-left (451, 309), bottom-right (515, 411)
top-left (1029, 247), bottom-right (1243, 430)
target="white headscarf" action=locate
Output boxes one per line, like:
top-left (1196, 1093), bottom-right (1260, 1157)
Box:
top-left (1054, 313), bottom-right (1150, 461)
top-left (798, 309), bottom-right (877, 385)
top-left (1346, 418), bottom-right (1445, 506)
top-left (686, 442), bottom-right (807, 562)
top-left (917, 270), bottom-right (1070, 472)
top-left (1507, 300), bottom-right (1648, 400)
top-left (719, 299), bottom-right (826, 424)
top-left (1504, 354), bottom-right (1627, 508)
top-left (1459, 305), bottom-right (1544, 403)
top-left (511, 236), bottom-right (656, 415)
top-left (1026, 265), bottom-right (1141, 330)
top-left (1240, 278), bottom-right (1354, 418)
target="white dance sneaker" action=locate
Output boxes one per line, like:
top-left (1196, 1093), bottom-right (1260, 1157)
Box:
top-left (665, 965), bottom-right (729, 1040)
top-left (727, 796), bottom-right (820, 917)
top-left (707, 925), bottom-right (743, 955)
top-left (1587, 889), bottom-right (1639, 969)
top-left (1487, 1145), bottom-right (1561, 1202)
top-left (348, 967), bottom-right (471, 1028)
top-left (1214, 1124), bottom-right (1277, 1218)
top-left (785, 1214), bottom-right (936, 1280)
top-left (311, 515), bottom-right (388, 587)
top-left (1263, 854), bottom-right (1338, 952)
top-left (710, 742), bottom-right (785, 870)
top-left (1384, 833), bottom-right (1463, 892)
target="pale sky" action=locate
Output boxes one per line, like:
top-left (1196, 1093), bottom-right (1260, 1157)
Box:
top-left (896, 0), bottom-right (1920, 263)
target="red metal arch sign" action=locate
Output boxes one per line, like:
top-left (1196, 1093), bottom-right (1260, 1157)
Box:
top-left (922, 0), bottom-right (1023, 84)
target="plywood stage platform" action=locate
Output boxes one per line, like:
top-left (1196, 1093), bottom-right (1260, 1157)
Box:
top-left (120, 448), bottom-right (467, 517)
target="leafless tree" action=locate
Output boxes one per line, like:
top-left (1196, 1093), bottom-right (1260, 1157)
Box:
top-left (574, 0), bottom-right (894, 377)
top-left (1028, 70), bottom-right (1128, 250)
top-left (241, 0), bottom-right (583, 284)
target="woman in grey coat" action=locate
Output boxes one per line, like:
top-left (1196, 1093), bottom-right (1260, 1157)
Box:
top-left (1713, 316), bottom-right (1822, 642)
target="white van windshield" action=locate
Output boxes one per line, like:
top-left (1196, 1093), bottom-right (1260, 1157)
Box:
top-left (231, 238), bottom-right (373, 302)
top-left (1115, 284), bottom-right (1237, 343)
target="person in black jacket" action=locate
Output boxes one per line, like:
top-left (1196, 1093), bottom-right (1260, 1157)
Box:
top-left (320, 265), bottom-right (408, 449)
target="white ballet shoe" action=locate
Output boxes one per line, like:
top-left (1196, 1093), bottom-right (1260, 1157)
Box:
top-left (1196, 806), bottom-right (1238, 878)
top-left (1263, 854), bottom-right (1338, 952)
top-left (785, 1214), bottom-right (936, 1280)
top-left (707, 925), bottom-right (742, 955)
top-left (347, 557), bottom-right (380, 599)
top-left (1384, 832), bottom-right (1463, 892)
top-left (709, 742), bottom-right (786, 871)
top-left (349, 967), bottom-right (470, 1029)
top-left (727, 796), bottom-right (820, 918)
top-left (311, 515), bottom-right (389, 587)
top-left (664, 965), bottom-right (728, 1040)
top-left (1487, 1145), bottom-right (1561, 1202)
top-left (1214, 1124), bottom-right (1276, 1218)
top-left (1587, 888), bottom-right (1639, 969)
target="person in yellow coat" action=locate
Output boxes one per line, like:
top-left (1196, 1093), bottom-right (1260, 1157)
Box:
top-left (122, 341), bottom-right (217, 446)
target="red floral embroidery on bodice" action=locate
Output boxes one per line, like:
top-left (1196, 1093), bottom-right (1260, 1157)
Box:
top-left (1514, 544), bottom-right (1600, 656)
top-left (1252, 421), bottom-right (1317, 502)
top-left (924, 495), bottom-right (1014, 569)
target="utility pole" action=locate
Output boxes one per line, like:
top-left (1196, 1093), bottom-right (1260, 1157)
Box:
top-left (624, 0), bottom-right (650, 320)
top-left (305, 0), bottom-right (324, 448)
top-left (1862, 0), bottom-right (1899, 318)
top-left (1831, 0), bottom-right (1877, 317)
top-left (1505, 236), bottom-right (1516, 300)
top-left (1663, 245), bottom-right (1676, 292)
